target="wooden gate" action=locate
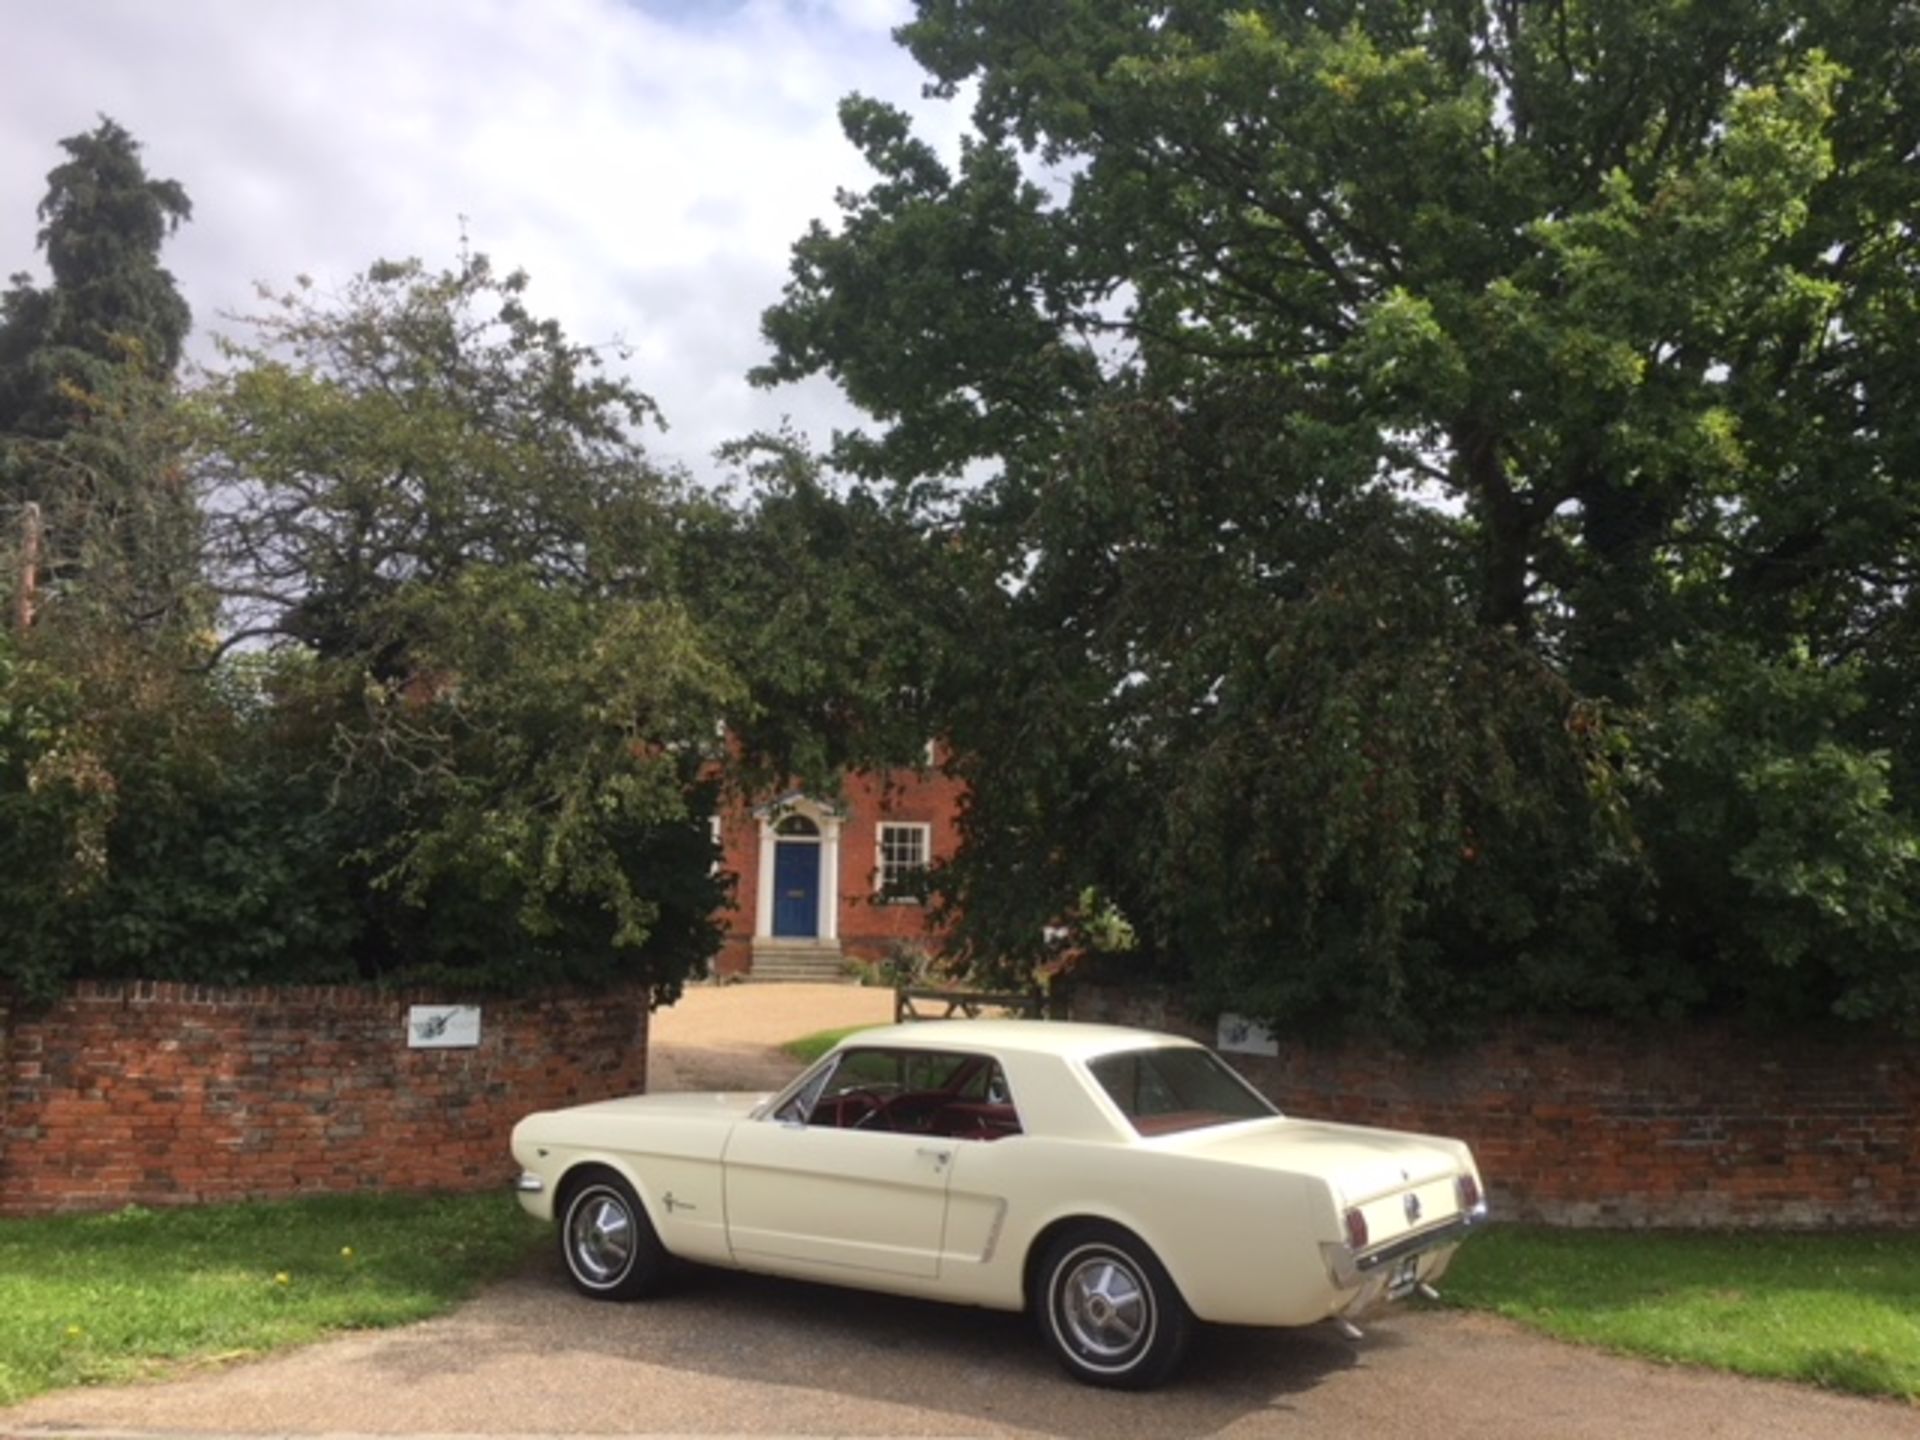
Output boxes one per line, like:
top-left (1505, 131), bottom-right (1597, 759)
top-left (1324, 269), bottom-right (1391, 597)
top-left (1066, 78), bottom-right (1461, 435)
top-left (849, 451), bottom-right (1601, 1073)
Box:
top-left (892, 985), bottom-right (1061, 1023)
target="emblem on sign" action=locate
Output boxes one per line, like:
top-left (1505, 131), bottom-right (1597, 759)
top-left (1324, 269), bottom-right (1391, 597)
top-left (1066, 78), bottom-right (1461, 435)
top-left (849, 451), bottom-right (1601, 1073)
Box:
top-left (407, 1004), bottom-right (481, 1048)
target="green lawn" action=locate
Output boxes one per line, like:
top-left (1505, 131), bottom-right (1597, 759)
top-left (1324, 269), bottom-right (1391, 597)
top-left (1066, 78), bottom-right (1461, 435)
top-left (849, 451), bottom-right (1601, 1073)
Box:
top-left (0, 1191), bottom-right (542, 1407)
top-left (1440, 1225), bottom-right (1920, 1400)
top-left (781, 1024), bottom-right (878, 1064)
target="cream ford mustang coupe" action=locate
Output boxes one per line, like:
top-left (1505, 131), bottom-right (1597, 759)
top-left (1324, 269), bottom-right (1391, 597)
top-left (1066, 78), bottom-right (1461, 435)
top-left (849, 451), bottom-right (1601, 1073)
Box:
top-left (511, 1019), bottom-right (1487, 1388)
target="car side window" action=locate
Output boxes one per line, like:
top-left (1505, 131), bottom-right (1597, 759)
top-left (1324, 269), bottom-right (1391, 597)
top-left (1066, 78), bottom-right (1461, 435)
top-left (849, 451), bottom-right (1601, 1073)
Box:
top-left (782, 1047), bottom-right (1024, 1141)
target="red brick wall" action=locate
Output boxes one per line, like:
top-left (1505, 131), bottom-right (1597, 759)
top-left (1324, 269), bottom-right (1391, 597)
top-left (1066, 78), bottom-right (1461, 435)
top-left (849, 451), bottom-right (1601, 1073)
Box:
top-left (0, 981), bottom-right (648, 1217)
top-left (1072, 983), bottom-right (1919, 1229)
top-left (714, 761), bottom-right (967, 976)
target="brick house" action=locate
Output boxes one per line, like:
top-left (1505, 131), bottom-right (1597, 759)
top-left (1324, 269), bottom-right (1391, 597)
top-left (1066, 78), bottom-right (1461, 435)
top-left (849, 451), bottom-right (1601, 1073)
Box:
top-left (711, 748), bottom-right (965, 981)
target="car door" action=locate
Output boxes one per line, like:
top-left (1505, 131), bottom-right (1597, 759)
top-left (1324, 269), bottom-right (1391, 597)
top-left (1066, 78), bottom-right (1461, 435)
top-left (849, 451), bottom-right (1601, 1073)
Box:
top-left (721, 1048), bottom-right (956, 1279)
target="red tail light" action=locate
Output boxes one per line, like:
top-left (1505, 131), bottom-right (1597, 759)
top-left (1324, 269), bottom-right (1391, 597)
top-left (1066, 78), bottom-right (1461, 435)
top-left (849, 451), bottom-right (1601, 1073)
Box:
top-left (1343, 1206), bottom-right (1369, 1250)
top-left (1457, 1173), bottom-right (1483, 1212)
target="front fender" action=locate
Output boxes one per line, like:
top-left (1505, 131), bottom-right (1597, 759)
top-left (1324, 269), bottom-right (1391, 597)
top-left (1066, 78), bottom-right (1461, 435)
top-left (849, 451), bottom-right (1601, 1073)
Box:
top-left (512, 1112), bottom-right (737, 1266)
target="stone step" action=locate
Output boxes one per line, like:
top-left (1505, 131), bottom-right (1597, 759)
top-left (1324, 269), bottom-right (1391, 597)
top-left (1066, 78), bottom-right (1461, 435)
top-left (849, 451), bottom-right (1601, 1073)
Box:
top-left (749, 976), bottom-right (851, 985)
top-left (749, 965), bottom-right (850, 982)
top-left (747, 944), bottom-right (849, 983)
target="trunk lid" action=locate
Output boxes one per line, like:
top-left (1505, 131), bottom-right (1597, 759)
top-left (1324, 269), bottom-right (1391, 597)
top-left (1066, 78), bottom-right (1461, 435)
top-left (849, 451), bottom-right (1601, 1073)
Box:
top-left (1164, 1116), bottom-right (1473, 1248)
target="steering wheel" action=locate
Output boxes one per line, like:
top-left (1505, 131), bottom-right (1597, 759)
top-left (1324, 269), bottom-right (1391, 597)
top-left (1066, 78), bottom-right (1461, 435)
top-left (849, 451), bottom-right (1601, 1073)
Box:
top-left (864, 1092), bottom-right (947, 1133)
top-left (837, 1088), bottom-right (888, 1129)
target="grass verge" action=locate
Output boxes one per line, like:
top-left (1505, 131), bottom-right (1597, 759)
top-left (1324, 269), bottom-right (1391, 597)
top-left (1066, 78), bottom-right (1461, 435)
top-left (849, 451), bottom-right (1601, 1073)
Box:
top-left (0, 1190), bottom-right (542, 1407)
top-left (781, 1024), bottom-right (877, 1064)
top-left (1440, 1225), bottom-right (1920, 1401)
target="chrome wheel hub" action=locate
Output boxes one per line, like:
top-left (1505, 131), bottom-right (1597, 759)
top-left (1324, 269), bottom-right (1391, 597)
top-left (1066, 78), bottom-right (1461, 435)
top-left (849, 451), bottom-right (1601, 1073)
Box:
top-left (569, 1193), bottom-right (633, 1282)
top-left (1059, 1253), bottom-right (1149, 1359)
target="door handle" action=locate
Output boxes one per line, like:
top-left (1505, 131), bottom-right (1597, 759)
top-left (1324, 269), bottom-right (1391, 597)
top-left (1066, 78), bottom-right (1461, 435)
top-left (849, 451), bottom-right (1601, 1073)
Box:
top-left (917, 1147), bottom-right (951, 1170)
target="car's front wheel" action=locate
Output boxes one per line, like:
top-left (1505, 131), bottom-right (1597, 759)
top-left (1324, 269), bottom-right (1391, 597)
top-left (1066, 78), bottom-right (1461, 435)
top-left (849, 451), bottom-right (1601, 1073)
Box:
top-left (558, 1171), bottom-right (667, 1301)
top-left (1035, 1222), bottom-right (1194, 1389)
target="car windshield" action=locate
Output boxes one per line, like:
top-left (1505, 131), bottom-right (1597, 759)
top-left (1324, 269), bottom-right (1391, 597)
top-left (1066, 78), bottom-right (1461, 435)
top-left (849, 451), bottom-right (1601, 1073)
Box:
top-left (1088, 1046), bottom-right (1278, 1136)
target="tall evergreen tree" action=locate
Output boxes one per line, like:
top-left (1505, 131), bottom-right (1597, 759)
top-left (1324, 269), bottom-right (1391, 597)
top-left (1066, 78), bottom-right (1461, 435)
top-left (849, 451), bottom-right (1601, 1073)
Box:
top-left (0, 117), bottom-right (192, 451)
top-left (1, 119), bottom-right (199, 633)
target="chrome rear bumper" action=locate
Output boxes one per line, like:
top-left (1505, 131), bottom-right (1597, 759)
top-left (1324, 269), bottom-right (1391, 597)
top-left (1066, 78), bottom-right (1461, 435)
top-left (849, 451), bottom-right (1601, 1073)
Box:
top-left (1324, 1201), bottom-right (1489, 1291)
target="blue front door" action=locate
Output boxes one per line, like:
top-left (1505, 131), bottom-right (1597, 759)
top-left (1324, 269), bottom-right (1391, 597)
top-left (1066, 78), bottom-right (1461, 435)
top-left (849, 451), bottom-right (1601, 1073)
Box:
top-left (772, 841), bottom-right (820, 937)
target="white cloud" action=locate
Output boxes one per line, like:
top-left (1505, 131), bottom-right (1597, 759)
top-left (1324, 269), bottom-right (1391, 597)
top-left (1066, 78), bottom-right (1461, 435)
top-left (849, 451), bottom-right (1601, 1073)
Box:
top-left (0, 0), bottom-right (968, 474)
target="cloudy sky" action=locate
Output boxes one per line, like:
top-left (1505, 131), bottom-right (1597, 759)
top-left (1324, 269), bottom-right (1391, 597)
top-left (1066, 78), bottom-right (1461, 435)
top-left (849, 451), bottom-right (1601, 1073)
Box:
top-left (0, 0), bottom-right (971, 478)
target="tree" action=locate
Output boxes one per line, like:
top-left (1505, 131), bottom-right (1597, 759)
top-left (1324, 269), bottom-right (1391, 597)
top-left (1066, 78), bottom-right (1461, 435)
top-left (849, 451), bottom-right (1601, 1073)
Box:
top-left (2, 248), bottom-right (741, 1001)
top-left (920, 375), bottom-right (1634, 1038)
top-left (4, 354), bottom-right (206, 637)
top-left (193, 253), bottom-right (737, 998)
top-left (201, 253), bottom-right (676, 661)
top-left (760, 1), bottom-right (1920, 1036)
top-left (1, 119), bottom-right (200, 634)
top-left (0, 627), bottom-right (364, 1002)
top-left (0, 117), bottom-right (192, 450)
top-left (677, 434), bottom-right (962, 791)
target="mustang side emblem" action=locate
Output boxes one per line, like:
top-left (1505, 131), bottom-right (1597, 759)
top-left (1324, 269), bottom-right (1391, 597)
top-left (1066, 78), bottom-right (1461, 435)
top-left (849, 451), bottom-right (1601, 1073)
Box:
top-left (1404, 1193), bottom-right (1423, 1224)
top-left (663, 1191), bottom-right (696, 1214)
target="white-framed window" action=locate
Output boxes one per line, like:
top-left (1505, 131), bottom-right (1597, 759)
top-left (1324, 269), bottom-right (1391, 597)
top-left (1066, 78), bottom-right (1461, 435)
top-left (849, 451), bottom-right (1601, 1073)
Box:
top-left (875, 822), bottom-right (932, 902)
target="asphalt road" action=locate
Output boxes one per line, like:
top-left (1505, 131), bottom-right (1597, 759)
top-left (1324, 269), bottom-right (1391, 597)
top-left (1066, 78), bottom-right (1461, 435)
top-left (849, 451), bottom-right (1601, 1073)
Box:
top-left (4, 1253), bottom-right (1916, 1440)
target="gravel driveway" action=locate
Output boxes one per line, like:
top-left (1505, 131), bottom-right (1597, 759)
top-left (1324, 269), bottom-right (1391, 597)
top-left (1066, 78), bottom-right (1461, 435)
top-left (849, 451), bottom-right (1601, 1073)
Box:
top-left (3, 982), bottom-right (1914, 1439)
top-left (645, 981), bottom-right (895, 1094)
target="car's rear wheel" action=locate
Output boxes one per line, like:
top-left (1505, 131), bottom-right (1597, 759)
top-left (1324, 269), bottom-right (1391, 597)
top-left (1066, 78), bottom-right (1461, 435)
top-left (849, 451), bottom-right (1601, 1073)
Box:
top-left (558, 1171), bottom-right (666, 1301)
top-left (1035, 1222), bottom-right (1193, 1389)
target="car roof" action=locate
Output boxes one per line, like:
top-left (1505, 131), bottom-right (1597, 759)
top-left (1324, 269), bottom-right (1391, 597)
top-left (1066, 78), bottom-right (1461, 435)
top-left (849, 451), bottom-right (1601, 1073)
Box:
top-left (830, 1018), bottom-right (1199, 1062)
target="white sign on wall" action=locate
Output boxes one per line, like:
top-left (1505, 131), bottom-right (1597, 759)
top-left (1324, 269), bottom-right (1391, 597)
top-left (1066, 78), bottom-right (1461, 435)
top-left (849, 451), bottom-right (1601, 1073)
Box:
top-left (1216, 1012), bottom-right (1279, 1057)
top-left (407, 1004), bottom-right (481, 1049)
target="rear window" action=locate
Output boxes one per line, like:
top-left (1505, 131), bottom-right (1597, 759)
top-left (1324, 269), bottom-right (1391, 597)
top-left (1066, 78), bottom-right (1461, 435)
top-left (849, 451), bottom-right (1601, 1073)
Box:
top-left (1088, 1047), bottom-right (1277, 1136)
